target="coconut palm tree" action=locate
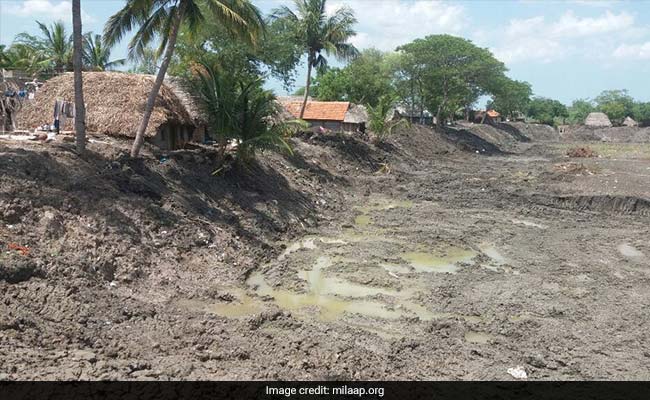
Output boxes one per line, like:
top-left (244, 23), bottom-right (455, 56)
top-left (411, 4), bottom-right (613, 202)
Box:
top-left (273, 0), bottom-right (358, 119)
top-left (15, 21), bottom-right (72, 73)
top-left (82, 33), bottom-right (126, 71)
top-left (104, 0), bottom-right (264, 158)
top-left (72, 0), bottom-right (86, 154)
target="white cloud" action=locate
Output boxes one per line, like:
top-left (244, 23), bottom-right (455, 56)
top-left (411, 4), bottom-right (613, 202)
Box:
top-left (550, 10), bottom-right (634, 37)
top-left (612, 41), bottom-right (650, 59)
top-left (492, 10), bottom-right (638, 63)
top-left (4, 0), bottom-right (95, 23)
top-left (326, 0), bottom-right (467, 51)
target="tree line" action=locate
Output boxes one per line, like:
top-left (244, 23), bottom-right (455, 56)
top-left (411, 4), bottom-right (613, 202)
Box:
top-left (2, 0), bottom-right (649, 159)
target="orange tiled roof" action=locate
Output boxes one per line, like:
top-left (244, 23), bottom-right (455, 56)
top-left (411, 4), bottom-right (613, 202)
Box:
top-left (282, 101), bottom-right (350, 121)
top-left (487, 110), bottom-right (500, 117)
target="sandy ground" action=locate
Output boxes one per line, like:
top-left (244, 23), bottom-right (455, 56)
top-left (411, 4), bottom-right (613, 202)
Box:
top-left (1, 125), bottom-right (649, 380)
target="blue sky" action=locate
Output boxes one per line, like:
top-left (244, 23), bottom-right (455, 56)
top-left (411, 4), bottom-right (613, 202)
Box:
top-left (2, 0), bottom-right (650, 104)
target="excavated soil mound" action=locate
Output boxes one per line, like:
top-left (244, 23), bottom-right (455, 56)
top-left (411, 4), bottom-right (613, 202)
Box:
top-left (561, 126), bottom-right (650, 142)
top-left (567, 147), bottom-right (598, 158)
top-left (504, 122), bottom-right (559, 141)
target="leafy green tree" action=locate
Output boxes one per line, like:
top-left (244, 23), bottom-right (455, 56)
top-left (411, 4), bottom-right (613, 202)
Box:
top-left (311, 49), bottom-right (394, 107)
top-left (15, 21), bottom-right (72, 73)
top-left (104, 0), bottom-right (264, 157)
top-left (632, 102), bottom-right (650, 123)
top-left (397, 35), bottom-right (506, 128)
top-left (82, 33), bottom-right (126, 71)
top-left (527, 97), bottom-right (568, 125)
top-left (594, 89), bottom-right (634, 124)
top-left (489, 78), bottom-right (532, 120)
top-left (272, 0), bottom-right (359, 119)
top-left (170, 17), bottom-right (302, 89)
top-left (567, 99), bottom-right (594, 124)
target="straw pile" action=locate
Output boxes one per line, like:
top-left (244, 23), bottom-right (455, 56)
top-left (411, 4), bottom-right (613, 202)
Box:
top-left (16, 72), bottom-right (197, 138)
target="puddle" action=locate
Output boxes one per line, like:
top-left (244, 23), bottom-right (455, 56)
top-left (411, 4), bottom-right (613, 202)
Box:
top-left (512, 219), bottom-right (546, 229)
top-left (618, 243), bottom-right (645, 258)
top-left (380, 263), bottom-right (412, 275)
top-left (354, 214), bottom-right (372, 226)
top-left (354, 200), bottom-right (413, 213)
top-left (401, 248), bottom-right (476, 273)
top-left (479, 244), bottom-right (518, 274)
top-left (465, 331), bottom-right (493, 344)
top-left (278, 238), bottom-right (318, 260)
top-left (177, 293), bottom-right (262, 318)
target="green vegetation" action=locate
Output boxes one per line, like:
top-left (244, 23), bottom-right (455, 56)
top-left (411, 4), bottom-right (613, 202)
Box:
top-left (367, 95), bottom-right (408, 142)
top-left (192, 61), bottom-right (303, 165)
top-left (14, 21), bottom-right (72, 74)
top-left (82, 33), bottom-right (126, 71)
top-left (312, 49), bottom-right (394, 107)
top-left (527, 97), bottom-right (568, 126)
top-left (397, 35), bottom-right (506, 128)
top-left (272, 0), bottom-right (359, 118)
top-left (103, 0), bottom-right (264, 157)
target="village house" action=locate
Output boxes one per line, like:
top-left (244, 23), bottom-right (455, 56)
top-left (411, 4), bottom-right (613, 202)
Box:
top-left (622, 116), bottom-right (638, 127)
top-left (473, 109), bottom-right (502, 124)
top-left (16, 72), bottom-right (207, 150)
top-left (584, 112), bottom-right (612, 128)
top-left (280, 99), bottom-right (368, 133)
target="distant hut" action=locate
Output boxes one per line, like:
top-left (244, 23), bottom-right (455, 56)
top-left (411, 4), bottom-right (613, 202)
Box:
top-left (16, 72), bottom-right (207, 149)
top-left (279, 100), bottom-right (367, 133)
top-left (474, 109), bottom-right (502, 124)
top-left (622, 116), bottom-right (638, 127)
top-left (343, 104), bottom-right (368, 133)
top-left (584, 112), bottom-right (612, 128)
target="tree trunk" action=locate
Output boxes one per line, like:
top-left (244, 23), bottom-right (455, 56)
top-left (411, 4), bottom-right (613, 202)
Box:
top-left (72, 0), bottom-right (86, 154)
top-left (299, 52), bottom-right (313, 120)
top-left (130, 2), bottom-right (185, 158)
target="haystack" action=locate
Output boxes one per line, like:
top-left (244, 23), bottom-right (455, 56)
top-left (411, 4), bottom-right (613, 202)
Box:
top-left (16, 72), bottom-right (203, 139)
top-left (584, 112), bottom-right (612, 127)
top-left (623, 116), bottom-right (638, 127)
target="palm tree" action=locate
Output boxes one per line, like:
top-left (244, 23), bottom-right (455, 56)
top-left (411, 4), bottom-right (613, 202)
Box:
top-left (0, 44), bottom-right (50, 74)
top-left (104, 0), bottom-right (264, 158)
top-left (72, 0), bottom-right (86, 154)
top-left (82, 33), bottom-right (126, 71)
top-left (273, 0), bottom-right (358, 119)
top-left (15, 21), bottom-right (72, 73)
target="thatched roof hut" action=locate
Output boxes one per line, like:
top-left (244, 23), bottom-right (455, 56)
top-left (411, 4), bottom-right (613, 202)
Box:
top-left (584, 112), bottom-right (612, 127)
top-left (623, 116), bottom-right (638, 127)
top-left (16, 72), bottom-right (205, 139)
top-left (343, 104), bottom-right (368, 124)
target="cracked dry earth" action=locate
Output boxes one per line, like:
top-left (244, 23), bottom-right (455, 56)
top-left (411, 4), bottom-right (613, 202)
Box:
top-left (2, 136), bottom-right (650, 380)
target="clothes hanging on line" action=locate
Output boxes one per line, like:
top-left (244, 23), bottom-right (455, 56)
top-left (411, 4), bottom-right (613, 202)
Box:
top-left (52, 99), bottom-right (75, 132)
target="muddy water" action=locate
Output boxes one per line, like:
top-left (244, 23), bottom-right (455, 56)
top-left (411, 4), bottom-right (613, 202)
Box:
top-left (401, 248), bottom-right (476, 273)
top-left (191, 197), bottom-right (514, 337)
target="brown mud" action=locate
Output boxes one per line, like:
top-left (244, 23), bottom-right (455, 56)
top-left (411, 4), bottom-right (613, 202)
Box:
top-left (1, 124), bottom-right (649, 380)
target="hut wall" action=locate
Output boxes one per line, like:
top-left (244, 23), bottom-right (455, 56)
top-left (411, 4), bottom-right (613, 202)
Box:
top-left (150, 123), bottom-right (197, 150)
top-left (306, 120), bottom-right (344, 131)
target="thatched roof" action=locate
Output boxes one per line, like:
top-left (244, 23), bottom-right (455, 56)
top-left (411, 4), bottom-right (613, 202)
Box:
top-left (16, 72), bottom-right (203, 138)
top-left (343, 104), bottom-right (368, 124)
top-left (585, 112), bottom-right (612, 127)
top-left (623, 116), bottom-right (638, 127)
